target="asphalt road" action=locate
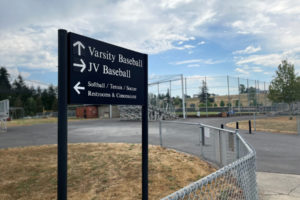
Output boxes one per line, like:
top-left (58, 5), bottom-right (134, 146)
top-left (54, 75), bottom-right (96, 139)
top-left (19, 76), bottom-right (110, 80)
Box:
top-left (192, 116), bottom-right (300, 175)
top-left (1, 116), bottom-right (299, 175)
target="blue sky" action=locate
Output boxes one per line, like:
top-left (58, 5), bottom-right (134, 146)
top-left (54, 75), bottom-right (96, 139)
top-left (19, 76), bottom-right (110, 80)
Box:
top-left (1, 0), bottom-right (300, 88)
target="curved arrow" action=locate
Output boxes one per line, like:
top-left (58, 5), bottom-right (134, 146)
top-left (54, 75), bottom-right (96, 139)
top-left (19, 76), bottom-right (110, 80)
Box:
top-left (73, 41), bottom-right (85, 56)
top-left (74, 82), bottom-right (85, 94)
top-left (73, 59), bottom-right (86, 72)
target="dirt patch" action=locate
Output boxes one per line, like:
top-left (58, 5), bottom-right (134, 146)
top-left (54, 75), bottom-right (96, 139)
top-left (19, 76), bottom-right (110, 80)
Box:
top-left (0, 143), bottom-right (216, 200)
top-left (227, 116), bottom-right (298, 134)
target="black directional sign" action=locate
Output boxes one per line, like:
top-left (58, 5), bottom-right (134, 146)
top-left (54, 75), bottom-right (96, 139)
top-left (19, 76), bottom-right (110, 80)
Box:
top-left (58, 30), bottom-right (148, 200)
top-left (68, 32), bottom-right (147, 105)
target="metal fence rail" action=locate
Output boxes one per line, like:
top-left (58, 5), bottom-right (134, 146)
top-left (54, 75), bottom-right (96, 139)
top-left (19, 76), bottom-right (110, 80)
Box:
top-left (160, 121), bottom-right (258, 200)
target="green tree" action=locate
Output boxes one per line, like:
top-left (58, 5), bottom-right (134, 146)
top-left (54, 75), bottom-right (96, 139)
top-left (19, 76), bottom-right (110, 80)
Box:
top-left (35, 97), bottom-right (44, 113)
top-left (296, 77), bottom-right (300, 101)
top-left (41, 85), bottom-right (57, 110)
top-left (34, 86), bottom-right (43, 113)
top-left (268, 60), bottom-right (297, 111)
top-left (173, 96), bottom-right (182, 107)
top-left (149, 93), bottom-right (156, 106)
top-left (166, 89), bottom-right (170, 102)
top-left (235, 100), bottom-right (239, 107)
top-left (0, 67), bottom-right (11, 100)
top-left (13, 96), bottom-right (23, 107)
top-left (0, 67), bottom-right (61, 116)
top-left (199, 103), bottom-right (205, 107)
top-left (220, 100), bottom-right (225, 107)
top-left (11, 75), bottom-right (33, 105)
top-left (198, 80), bottom-right (214, 103)
top-left (239, 84), bottom-right (246, 94)
top-left (24, 97), bottom-right (36, 116)
top-left (246, 86), bottom-right (257, 106)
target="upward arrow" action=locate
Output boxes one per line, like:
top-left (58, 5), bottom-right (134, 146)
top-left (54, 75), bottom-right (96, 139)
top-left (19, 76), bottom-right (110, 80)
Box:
top-left (73, 41), bottom-right (85, 56)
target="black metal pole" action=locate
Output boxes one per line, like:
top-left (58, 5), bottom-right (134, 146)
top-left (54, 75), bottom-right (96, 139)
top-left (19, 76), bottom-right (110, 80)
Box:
top-left (221, 124), bottom-right (224, 129)
top-left (236, 121), bottom-right (239, 130)
top-left (249, 120), bottom-right (252, 134)
top-left (201, 126), bottom-right (205, 146)
top-left (142, 54), bottom-right (148, 200)
top-left (58, 29), bottom-right (68, 200)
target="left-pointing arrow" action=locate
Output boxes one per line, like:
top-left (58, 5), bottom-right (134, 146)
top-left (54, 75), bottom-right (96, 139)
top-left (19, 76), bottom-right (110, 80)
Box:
top-left (74, 82), bottom-right (85, 94)
top-left (73, 59), bottom-right (86, 72)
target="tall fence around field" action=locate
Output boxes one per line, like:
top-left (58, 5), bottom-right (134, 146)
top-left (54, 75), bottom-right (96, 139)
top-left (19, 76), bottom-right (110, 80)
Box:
top-left (159, 121), bottom-right (258, 200)
top-left (148, 75), bottom-right (273, 119)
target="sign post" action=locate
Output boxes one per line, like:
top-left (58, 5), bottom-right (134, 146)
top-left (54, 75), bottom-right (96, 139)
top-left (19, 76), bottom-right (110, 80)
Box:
top-left (58, 29), bottom-right (148, 200)
top-left (142, 55), bottom-right (148, 200)
top-left (58, 29), bottom-right (68, 200)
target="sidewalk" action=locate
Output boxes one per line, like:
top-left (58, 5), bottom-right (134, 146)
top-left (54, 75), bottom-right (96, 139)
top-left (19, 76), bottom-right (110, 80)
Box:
top-left (257, 172), bottom-right (300, 200)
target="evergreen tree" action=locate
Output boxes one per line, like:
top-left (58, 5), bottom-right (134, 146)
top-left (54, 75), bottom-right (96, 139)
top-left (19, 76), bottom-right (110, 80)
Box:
top-left (41, 85), bottom-right (57, 110)
top-left (239, 84), bottom-right (246, 94)
top-left (198, 80), bottom-right (214, 103)
top-left (220, 100), bottom-right (225, 107)
top-left (24, 97), bottom-right (36, 116)
top-left (0, 67), bottom-right (59, 116)
top-left (0, 67), bottom-right (11, 100)
top-left (36, 96), bottom-right (44, 113)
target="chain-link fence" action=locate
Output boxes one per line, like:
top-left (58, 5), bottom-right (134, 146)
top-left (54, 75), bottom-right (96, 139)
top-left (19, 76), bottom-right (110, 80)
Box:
top-left (159, 121), bottom-right (257, 200)
top-left (147, 74), bottom-right (274, 119)
top-left (183, 76), bottom-right (271, 117)
top-left (149, 74), bottom-right (185, 118)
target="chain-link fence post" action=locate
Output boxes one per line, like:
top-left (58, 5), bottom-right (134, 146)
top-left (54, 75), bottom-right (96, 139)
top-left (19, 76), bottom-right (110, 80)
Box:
top-left (157, 82), bottom-right (160, 108)
top-left (169, 80), bottom-right (172, 99)
top-left (235, 130), bottom-right (240, 159)
top-left (185, 77), bottom-right (187, 98)
top-left (185, 77), bottom-right (188, 118)
top-left (264, 81), bottom-right (266, 111)
top-left (159, 120), bottom-right (163, 146)
top-left (181, 74), bottom-right (186, 119)
top-left (247, 79), bottom-right (250, 113)
top-left (238, 77), bottom-right (241, 114)
top-left (109, 105), bottom-right (112, 119)
top-left (205, 76), bottom-right (208, 117)
top-left (227, 75), bottom-right (230, 113)
top-left (254, 112), bottom-right (256, 131)
top-left (297, 115), bottom-right (300, 136)
top-left (219, 129), bottom-right (227, 166)
top-left (255, 80), bottom-right (257, 113)
top-left (257, 80), bottom-right (260, 110)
